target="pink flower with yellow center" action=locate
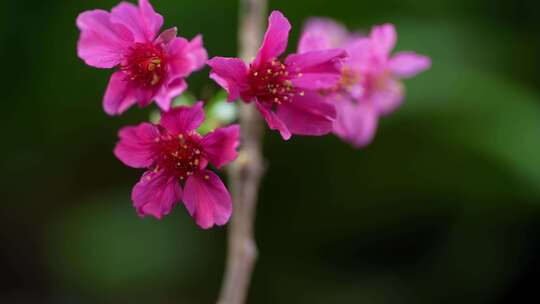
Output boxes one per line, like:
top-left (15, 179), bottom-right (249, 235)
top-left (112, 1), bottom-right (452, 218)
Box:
top-left (76, 0), bottom-right (207, 115)
top-left (114, 102), bottom-right (239, 229)
top-left (299, 20), bottom-right (431, 148)
top-left (208, 11), bottom-right (347, 140)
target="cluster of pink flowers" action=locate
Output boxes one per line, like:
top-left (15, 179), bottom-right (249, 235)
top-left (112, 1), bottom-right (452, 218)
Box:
top-left (77, 0), bottom-right (430, 228)
top-left (77, 0), bottom-right (231, 229)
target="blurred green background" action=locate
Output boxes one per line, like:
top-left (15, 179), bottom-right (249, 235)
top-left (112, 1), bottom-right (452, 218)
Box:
top-left (1, 0), bottom-right (540, 303)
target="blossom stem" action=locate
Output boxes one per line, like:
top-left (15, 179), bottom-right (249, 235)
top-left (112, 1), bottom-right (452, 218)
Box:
top-left (217, 0), bottom-right (267, 304)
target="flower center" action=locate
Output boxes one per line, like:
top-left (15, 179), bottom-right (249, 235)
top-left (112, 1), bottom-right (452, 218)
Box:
top-left (363, 70), bottom-right (391, 97)
top-left (328, 67), bottom-right (363, 98)
top-left (153, 131), bottom-right (204, 181)
top-left (248, 59), bottom-right (303, 106)
top-left (121, 43), bottom-right (167, 88)
top-left (339, 67), bottom-right (361, 89)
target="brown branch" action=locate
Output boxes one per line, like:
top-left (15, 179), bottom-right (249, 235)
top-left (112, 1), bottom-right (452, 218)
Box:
top-left (217, 0), bottom-right (267, 304)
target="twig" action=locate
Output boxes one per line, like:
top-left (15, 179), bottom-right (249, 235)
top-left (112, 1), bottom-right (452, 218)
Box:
top-left (217, 0), bottom-right (267, 304)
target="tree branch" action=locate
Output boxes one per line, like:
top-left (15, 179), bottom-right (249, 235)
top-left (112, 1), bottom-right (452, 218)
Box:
top-left (217, 0), bottom-right (267, 304)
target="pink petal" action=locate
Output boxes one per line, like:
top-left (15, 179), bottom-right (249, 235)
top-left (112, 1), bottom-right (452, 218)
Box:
top-left (166, 37), bottom-right (192, 76)
top-left (208, 57), bottom-right (249, 101)
top-left (254, 11), bottom-right (291, 66)
top-left (344, 38), bottom-right (372, 70)
top-left (114, 122), bottom-right (160, 168)
top-left (286, 48), bottom-right (346, 70)
top-left (110, 0), bottom-right (163, 42)
top-left (109, 2), bottom-right (146, 42)
top-left (298, 31), bottom-right (328, 54)
top-left (201, 125), bottom-right (240, 168)
top-left (187, 35), bottom-right (208, 71)
top-left (286, 49), bottom-right (347, 90)
top-left (160, 101), bottom-right (205, 134)
top-left (370, 23), bottom-right (396, 57)
top-left (298, 18), bottom-right (348, 53)
top-left (154, 78), bottom-right (187, 112)
top-left (255, 102), bottom-right (291, 140)
top-left (291, 72), bottom-right (342, 90)
top-left (389, 52), bottom-right (431, 78)
top-left (133, 85), bottom-right (159, 109)
top-left (103, 71), bottom-right (138, 115)
top-left (76, 10), bottom-right (133, 68)
top-left (183, 170), bottom-right (232, 229)
top-left (370, 78), bottom-right (404, 115)
top-left (138, 0), bottom-right (164, 39)
top-left (167, 36), bottom-right (208, 78)
top-left (132, 171), bottom-right (182, 219)
top-left (121, 76), bottom-right (158, 109)
top-left (333, 98), bottom-right (379, 148)
top-left (276, 91), bottom-right (336, 136)
top-left (155, 27), bottom-right (177, 45)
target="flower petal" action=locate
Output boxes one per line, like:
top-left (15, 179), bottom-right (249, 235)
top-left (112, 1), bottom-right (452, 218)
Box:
top-left (345, 38), bottom-right (372, 70)
top-left (165, 37), bottom-right (192, 75)
top-left (133, 85), bottom-right (160, 109)
top-left (186, 35), bottom-right (208, 71)
top-left (183, 170), bottom-right (232, 229)
top-left (370, 23), bottom-right (396, 57)
top-left (160, 101), bottom-right (205, 134)
top-left (110, 0), bottom-right (163, 42)
top-left (276, 91), bottom-right (336, 136)
top-left (370, 78), bottom-right (404, 115)
top-left (138, 0), bottom-right (164, 39)
top-left (103, 71), bottom-right (138, 115)
top-left (286, 49), bottom-right (347, 90)
top-left (132, 171), bottom-right (182, 219)
top-left (255, 102), bottom-right (291, 140)
top-left (254, 11), bottom-right (291, 66)
top-left (201, 125), bottom-right (240, 168)
top-left (155, 27), bottom-right (177, 45)
top-left (109, 2), bottom-right (146, 42)
top-left (154, 78), bottom-right (187, 112)
top-left (76, 10), bottom-right (133, 68)
top-left (291, 72), bottom-right (343, 90)
top-left (208, 57), bottom-right (249, 101)
top-left (114, 122), bottom-right (159, 168)
top-left (333, 98), bottom-right (379, 148)
top-left (298, 31), bottom-right (327, 54)
top-left (286, 48), bottom-right (346, 70)
top-left (389, 52), bottom-right (431, 78)
top-left (167, 36), bottom-right (208, 78)
top-left (298, 18), bottom-right (348, 53)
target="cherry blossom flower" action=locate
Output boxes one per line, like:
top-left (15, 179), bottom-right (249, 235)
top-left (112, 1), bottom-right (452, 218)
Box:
top-left (208, 11), bottom-right (346, 140)
top-left (299, 21), bottom-right (431, 147)
top-left (77, 0), bottom-right (207, 115)
top-left (114, 102), bottom-right (239, 229)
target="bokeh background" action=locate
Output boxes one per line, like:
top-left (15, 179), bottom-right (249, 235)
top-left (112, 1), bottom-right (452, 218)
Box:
top-left (2, 0), bottom-right (540, 303)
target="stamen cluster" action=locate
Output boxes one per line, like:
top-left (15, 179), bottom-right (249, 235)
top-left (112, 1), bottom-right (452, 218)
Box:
top-left (153, 131), bottom-right (203, 180)
top-left (121, 43), bottom-right (167, 88)
top-left (248, 59), bottom-right (302, 106)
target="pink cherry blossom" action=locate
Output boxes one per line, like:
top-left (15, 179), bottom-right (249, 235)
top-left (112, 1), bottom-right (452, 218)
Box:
top-left (208, 11), bottom-right (347, 140)
top-left (114, 102), bottom-right (239, 229)
top-left (77, 0), bottom-right (207, 115)
top-left (299, 20), bottom-right (431, 148)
